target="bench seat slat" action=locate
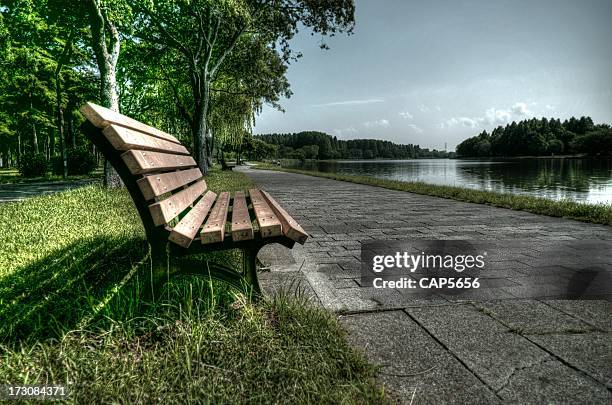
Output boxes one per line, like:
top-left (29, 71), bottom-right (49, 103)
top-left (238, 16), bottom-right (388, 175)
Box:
top-left (201, 192), bottom-right (230, 244)
top-left (103, 124), bottom-right (190, 155)
top-left (80, 102), bottom-right (181, 144)
top-left (168, 190), bottom-right (217, 248)
top-left (121, 150), bottom-right (197, 174)
top-left (137, 168), bottom-right (203, 200)
top-left (260, 190), bottom-right (308, 244)
top-left (231, 192), bottom-right (254, 242)
top-left (249, 189), bottom-right (282, 238)
top-left (149, 180), bottom-right (207, 226)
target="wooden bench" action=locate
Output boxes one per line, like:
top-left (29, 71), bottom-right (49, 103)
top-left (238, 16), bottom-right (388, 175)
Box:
top-left (80, 102), bottom-right (308, 298)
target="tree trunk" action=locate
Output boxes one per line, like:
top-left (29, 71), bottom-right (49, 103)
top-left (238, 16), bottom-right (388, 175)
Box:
top-left (56, 91), bottom-right (68, 178)
top-left (206, 128), bottom-right (214, 167)
top-left (192, 82), bottom-right (210, 174)
top-left (32, 123), bottom-right (38, 155)
top-left (45, 133), bottom-right (50, 161)
top-left (100, 62), bottom-right (122, 187)
top-left (55, 32), bottom-right (72, 179)
top-left (17, 133), bottom-right (21, 166)
top-left (87, 0), bottom-right (122, 188)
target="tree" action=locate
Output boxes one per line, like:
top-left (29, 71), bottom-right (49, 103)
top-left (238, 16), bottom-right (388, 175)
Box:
top-left (302, 144), bottom-right (319, 159)
top-left (455, 116), bottom-right (608, 157)
top-left (547, 139), bottom-right (564, 155)
top-left (572, 129), bottom-right (612, 156)
top-left (85, 0), bottom-right (130, 187)
top-left (136, 0), bottom-right (355, 174)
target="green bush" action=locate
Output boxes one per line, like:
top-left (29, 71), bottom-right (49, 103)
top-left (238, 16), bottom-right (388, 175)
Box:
top-left (18, 152), bottom-right (47, 177)
top-left (51, 146), bottom-right (97, 175)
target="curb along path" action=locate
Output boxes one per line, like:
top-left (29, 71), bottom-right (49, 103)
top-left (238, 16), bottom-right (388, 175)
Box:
top-left (244, 168), bottom-right (612, 404)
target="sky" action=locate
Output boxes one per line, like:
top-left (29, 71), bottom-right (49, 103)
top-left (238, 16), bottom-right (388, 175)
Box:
top-left (253, 0), bottom-right (612, 150)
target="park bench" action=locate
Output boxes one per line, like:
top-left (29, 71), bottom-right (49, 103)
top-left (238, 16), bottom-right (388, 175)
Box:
top-left (80, 102), bottom-right (308, 298)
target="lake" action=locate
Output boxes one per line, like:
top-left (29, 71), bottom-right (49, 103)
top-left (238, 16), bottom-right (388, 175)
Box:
top-left (285, 158), bottom-right (612, 204)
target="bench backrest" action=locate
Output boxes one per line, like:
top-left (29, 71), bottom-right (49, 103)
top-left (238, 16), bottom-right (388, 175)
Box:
top-left (80, 102), bottom-right (206, 244)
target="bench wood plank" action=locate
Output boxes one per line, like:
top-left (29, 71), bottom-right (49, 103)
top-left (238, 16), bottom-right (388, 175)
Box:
top-left (149, 180), bottom-right (207, 226)
top-left (80, 102), bottom-right (181, 144)
top-left (260, 190), bottom-right (308, 244)
top-left (121, 150), bottom-right (197, 174)
top-left (103, 124), bottom-right (189, 155)
top-left (249, 189), bottom-right (282, 238)
top-left (231, 191), bottom-right (254, 242)
top-left (168, 190), bottom-right (217, 248)
top-left (201, 192), bottom-right (230, 244)
top-left (137, 168), bottom-right (203, 200)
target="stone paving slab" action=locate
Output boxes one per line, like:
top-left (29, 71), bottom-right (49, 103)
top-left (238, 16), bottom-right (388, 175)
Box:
top-left (245, 168), bottom-right (612, 403)
top-left (340, 310), bottom-right (501, 404)
top-left (526, 332), bottom-right (612, 388)
top-left (544, 300), bottom-right (612, 332)
top-left (470, 300), bottom-right (596, 334)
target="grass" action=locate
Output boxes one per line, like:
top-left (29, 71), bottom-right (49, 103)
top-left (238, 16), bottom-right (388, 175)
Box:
top-left (255, 164), bottom-right (612, 226)
top-left (0, 168), bottom-right (385, 403)
top-left (0, 167), bottom-right (103, 184)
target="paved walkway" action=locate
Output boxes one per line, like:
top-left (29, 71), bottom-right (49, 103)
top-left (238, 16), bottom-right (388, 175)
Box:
top-left (245, 168), bottom-right (612, 404)
top-left (0, 179), bottom-right (96, 203)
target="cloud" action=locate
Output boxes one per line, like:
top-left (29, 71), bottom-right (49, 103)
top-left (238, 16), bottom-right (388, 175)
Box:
top-left (440, 101), bottom-right (533, 129)
top-left (334, 118), bottom-right (391, 136)
top-left (407, 123), bottom-right (424, 134)
top-left (511, 102), bottom-right (530, 116)
top-left (398, 111), bottom-right (414, 119)
top-left (418, 104), bottom-right (430, 113)
top-left (440, 117), bottom-right (479, 129)
top-left (483, 107), bottom-right (511, 125)
top-left (312, 98), bottom-right (384, 107)
top-left (363, 119), bottom-right (390, 128)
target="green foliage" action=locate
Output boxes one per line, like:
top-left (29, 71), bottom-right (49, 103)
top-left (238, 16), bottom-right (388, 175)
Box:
top-left (257, 131), bottom-right (452, 160)
top-left (51, 146), bottom-right (97, 175)
top-left (547, 139), bottom-right (564, 154)
top-left (241, 137), bottom-right (278, 161)
top-left (571, 128), bottom-right (612, 156)
top-left (17, 152), bottom-right (47, 177)
top-left (457, 116), bottom-right (611, 157)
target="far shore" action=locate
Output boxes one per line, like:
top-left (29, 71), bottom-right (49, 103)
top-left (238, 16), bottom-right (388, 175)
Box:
top-left (266, 154), bottom-right (610, 164)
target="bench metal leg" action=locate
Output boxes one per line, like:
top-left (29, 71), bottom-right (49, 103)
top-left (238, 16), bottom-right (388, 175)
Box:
top-left (146, 245), bottom-right (263, 301)
top-left (243, 247), bottom-right (263, 299)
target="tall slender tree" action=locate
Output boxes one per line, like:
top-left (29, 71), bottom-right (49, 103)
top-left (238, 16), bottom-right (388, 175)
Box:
top-left (84, 0), bottom-right (129, 187)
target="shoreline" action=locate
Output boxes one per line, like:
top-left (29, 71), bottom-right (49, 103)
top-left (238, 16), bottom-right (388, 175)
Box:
top-left (253, 164), bottom-right (612, 226)
top-left (264, 155), bottom-right (612, 166)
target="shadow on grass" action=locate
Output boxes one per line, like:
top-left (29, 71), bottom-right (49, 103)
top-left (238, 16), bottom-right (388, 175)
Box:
top-left (0, 236), bottom-right (148, 343)
top-left (0, 235), bottom-right (247, 345)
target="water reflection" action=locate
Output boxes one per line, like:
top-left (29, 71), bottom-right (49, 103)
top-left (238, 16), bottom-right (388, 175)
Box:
top-left (288, 159), bottom-right (612, 203)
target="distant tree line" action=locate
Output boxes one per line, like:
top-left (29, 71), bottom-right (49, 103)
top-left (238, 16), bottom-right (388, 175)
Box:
top-left (456, 117), bottom-right (612, 157)
top-left (254, 131), bottom-right (452, 160)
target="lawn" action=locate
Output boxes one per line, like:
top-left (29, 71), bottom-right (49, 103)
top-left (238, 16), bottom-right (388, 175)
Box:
top-left (0, 169), bottom-right (385, 403)
top-left (255, 165), bottom-right (612, 226)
